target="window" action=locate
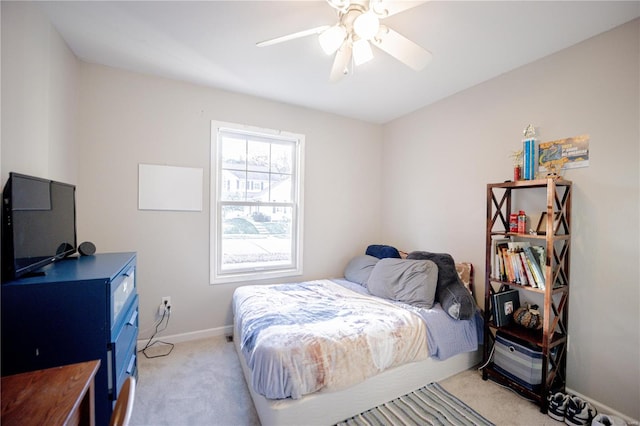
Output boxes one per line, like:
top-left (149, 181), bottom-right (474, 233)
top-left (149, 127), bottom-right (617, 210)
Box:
top-left (210, 121), bottom-right (304, 284)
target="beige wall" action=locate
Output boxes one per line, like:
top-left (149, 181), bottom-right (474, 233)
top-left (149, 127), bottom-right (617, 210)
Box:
top-left (1, 1), bottom-right (78, 184)
top-left (382, 19), bottom-right (639, 420)
top-left (75, 62), bottom-right (383, 338)
top-left (2, 0), bottom-right (638, 420)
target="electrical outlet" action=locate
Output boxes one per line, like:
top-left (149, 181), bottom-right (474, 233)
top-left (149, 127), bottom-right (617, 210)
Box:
top-left (158, 296), bottom-right (172, 316)
top-left (161, 296), bottom-right (171, 308)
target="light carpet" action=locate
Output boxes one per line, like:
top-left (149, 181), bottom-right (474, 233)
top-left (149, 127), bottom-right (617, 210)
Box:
top-left (130, 336), bottom-right (554, 426)
top-left (335, 382), bottom-right (494, 426)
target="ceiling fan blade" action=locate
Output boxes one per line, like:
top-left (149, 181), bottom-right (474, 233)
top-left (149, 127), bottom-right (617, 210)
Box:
top-left (372, 25), bottom-right (431, 70)
top-left (329, 41), bottom-right (352, 82)
top-left (370, 0), bottom-right (428, 18)
top-left (256, 25), bottom-right (330, 47)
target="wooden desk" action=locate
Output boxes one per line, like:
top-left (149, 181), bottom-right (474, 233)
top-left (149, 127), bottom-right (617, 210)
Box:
top-left (1, 359), bottom-right (101, 426)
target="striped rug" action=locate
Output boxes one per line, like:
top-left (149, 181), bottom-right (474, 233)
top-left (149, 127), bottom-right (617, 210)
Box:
top-left (335, 382), bottom-right (494, 426)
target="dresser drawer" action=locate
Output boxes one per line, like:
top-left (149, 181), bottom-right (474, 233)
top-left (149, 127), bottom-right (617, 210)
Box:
top-left (112, 295), bottom-right (138, 389)
top-left (115, 351), bottom-right (136, 403)
top-left (110, 261), bottom-right (136, 335)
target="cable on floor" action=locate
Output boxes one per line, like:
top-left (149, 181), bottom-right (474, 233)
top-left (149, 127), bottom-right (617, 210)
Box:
top-left (139, 307), bottom-right (174, 359)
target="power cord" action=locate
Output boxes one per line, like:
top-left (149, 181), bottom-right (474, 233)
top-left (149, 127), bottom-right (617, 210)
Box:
top-left (139, 304), bottom-right (174, 359)
top-left (477, 344), bottom-right (495, 370)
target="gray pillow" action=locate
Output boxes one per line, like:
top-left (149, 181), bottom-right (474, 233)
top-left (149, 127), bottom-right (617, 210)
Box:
top-left (344, 255), bottom-right (379, 286)
top-left (367, 258), bottom-right (438, 308)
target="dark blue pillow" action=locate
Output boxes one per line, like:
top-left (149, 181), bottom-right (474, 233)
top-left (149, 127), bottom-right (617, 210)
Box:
top-left (406, 251), bottom-right (476, 320)
top-left (366, 244), bottom-right (401, 259)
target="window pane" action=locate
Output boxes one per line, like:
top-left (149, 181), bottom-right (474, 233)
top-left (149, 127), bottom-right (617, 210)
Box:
top-left (271, 143), bottom-right (293, 174)
top-left (221, 136), bottom-right (246, 170)
top-left (220, 205), bottom-right (293, 271)
top-left (220, 169), bottom-right (246, 201)
top-left (269, 173), bottom-right (292, 203)
top-left (221, 136), bottom-right (247, 201)
top-left (247, 140), bottom-right (270, 172)
top-left (246, 172), bottom-right (269, 201)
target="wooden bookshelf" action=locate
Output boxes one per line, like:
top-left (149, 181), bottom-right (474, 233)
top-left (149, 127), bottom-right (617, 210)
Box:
top-left (482, 178), bottom-right (571, 413)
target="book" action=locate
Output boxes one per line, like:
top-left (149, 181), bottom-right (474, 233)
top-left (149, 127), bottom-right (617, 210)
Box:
top-left (509, 250), bottom-right (522, 284)
top-left (495, 242), bottom-right (507, 281)
top-left (519, 251), bottom-right (537, 288)
top-left (515, 251), bottom-right (529, 286)
top-left (491, 237), bottom-right (510, 279)
top-left (530, 245), bottom-right (546, 269)
top-left (501, 247), bottom-right (514, 282)
top-left (506, 242), bottom-right (530, 285)
top-left (492, 289), bottom-right (520, 327)
top-left (523, 246), bottom-right (545, 289)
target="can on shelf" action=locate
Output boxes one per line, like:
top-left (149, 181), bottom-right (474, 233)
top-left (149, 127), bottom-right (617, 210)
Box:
top-left (518, 210), bottom-right (527, 234)
top-left (509, 213), bottom-right (518, 233)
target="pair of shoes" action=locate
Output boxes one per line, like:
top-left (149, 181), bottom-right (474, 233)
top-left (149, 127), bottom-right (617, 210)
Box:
top-left (564, 395), bottom-right (597, 425)
top-left (592, 413), bottom-right (627, 426)
top-left (547, 392), bottom-right (569, 421)
top-left (547, 392), bottom-right (598, 425)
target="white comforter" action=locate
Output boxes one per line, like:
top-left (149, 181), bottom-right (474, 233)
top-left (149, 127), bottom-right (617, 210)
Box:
top-left (233, 279), bottom-right (429, 400)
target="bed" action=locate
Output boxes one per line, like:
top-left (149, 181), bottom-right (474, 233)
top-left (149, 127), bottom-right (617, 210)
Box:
top-left (232, 251), bottom-right (483, 426)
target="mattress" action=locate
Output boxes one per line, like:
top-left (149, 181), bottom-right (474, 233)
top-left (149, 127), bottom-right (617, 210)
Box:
top-left (233, 328), bottom-right (482, 426)
top-left (233, 278), bottom-right (481, 401)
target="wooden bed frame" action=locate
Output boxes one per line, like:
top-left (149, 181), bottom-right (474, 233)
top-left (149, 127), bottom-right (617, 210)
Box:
top-left (234, 262), bottom-right (481, 426)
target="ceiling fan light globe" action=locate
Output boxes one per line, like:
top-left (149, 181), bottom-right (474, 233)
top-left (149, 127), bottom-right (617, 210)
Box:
top-left (327, 0), bottom-right (350, 11)
top-left (319, 25), bottom-right (347, 55)
top-left (353, 11), bottom-right (380, 40)
top-left (352, 39), bottom-right (373, 65)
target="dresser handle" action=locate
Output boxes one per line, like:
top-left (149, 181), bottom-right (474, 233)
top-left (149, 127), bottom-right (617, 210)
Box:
top-left (127, 310), bottom-right (138, 326)
top-left (126, 355), bottom-right (136, 375)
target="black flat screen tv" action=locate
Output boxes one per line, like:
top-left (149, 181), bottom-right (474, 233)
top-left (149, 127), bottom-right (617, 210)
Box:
top-left (2, 172), bottom-right (77, 282)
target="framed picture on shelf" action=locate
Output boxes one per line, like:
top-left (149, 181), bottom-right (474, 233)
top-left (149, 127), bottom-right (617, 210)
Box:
top-left (535, 211), bottom-right (561, 235)
top-left (492, 289), bottom-right (520, 327)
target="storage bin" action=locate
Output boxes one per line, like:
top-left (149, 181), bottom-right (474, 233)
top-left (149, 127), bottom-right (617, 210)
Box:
top-left (493, 331), bottom-right (544, 390)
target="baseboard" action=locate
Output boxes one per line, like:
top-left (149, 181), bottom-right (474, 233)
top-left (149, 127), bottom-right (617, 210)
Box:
top-left (137, 325), bottom-right (233, 351)
top-left (566, 387), bottom-right (639, 426)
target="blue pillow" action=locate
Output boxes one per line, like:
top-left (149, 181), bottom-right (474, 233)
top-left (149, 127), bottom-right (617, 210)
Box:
top-left (365, 244), bottom-right (401, 259)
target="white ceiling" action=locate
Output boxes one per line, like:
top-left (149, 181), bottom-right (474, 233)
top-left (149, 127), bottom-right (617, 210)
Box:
top-left (39, 1), bottom-right (639, 124)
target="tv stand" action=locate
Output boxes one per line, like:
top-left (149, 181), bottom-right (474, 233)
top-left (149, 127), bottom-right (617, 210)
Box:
top-left (1, 252), bottom-right (138, 426)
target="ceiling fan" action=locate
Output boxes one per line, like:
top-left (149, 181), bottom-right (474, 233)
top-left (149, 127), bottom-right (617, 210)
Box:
top-left (256, 0), bottom-right (431, 82)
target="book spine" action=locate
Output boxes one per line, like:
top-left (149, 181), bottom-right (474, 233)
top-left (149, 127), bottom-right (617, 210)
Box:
top-left (502, 249), bottom-right (509, 282)
top-left (503, 248), bottom-right (514, 282)
top-left (520, 251), bottom-right (537, 288)
top-left (524, 246), bottom-right (545, 289)
top-left (492, 294), bottom-right (501, 327)
top-left (499, 252), bottom-right (507, 281)
top-left (510, 250), bottom-right (522, 284)
top-left (516, 251), bottom-right (529, 286)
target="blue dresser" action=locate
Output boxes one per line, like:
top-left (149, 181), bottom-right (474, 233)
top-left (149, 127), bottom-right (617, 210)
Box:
top-left (1, 252), bottom-right (139, 426)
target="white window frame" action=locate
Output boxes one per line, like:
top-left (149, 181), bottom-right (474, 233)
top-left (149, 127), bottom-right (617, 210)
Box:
top-left (210, 120), bottom-right (304, 284)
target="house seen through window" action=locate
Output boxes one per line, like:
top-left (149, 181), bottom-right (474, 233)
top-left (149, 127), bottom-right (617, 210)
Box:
top-left (210, 121), bottom-right (304, 284)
